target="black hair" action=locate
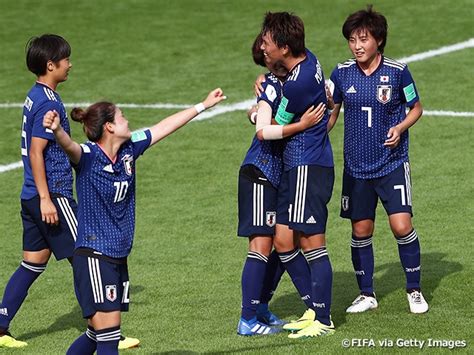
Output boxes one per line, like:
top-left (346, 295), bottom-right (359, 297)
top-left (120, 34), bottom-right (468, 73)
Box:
top-left (262, 12), bottom-right (305, 57)
top-left (26, 34), bottom-right (71, 76)
top-left (71, 102), bottom-right (116, 142)
top-left (342, 5), bottom-right (388, 54)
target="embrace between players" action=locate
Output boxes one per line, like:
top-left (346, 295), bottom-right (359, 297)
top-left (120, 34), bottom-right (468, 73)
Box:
top-left (236, 6), bottom-right (427, 338)
top-left (0, 4), bottom-right (426, 353)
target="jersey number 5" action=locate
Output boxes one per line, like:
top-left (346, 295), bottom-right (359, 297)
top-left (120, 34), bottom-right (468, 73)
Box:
top-left (113, 181), bottom-right (129, 203)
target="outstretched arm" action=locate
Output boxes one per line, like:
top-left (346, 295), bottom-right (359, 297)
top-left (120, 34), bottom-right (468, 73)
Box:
top-left (43, 110), bottom-right (82, 165)
top-left (149, 88), bottom-right (226, 146)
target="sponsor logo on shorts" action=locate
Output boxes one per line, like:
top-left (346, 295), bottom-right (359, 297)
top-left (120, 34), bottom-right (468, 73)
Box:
top-left (105, 285), bottom-right (117, 302)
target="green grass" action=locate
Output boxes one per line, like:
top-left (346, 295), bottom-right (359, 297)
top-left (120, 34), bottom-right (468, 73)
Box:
top-left (0, 0), bottom-right (473, 354)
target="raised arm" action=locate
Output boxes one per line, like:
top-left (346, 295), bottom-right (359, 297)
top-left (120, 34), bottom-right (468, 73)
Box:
top-left (149, 88), bottom-right (226, 146)
top-left (43, 110), bottom-right (82, 165)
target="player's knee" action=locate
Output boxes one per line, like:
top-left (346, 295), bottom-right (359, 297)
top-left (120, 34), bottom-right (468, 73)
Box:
top-left (352, 222), bottom-right (374, 237)
top-left (391, 221), bottom-right (413, 238)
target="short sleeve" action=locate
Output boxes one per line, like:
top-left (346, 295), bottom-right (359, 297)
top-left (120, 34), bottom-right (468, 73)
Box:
top-left (275, 81), bottom-right (311, 125)
top-left (75, 143), bottom-right (96, 173)
top-left (257, 81), bottom-right (278, 107)
top-left (131, 129), bottom-right (152, 159)
top-left (31, 101), bottom-right (63, 140)
top-left (400, 66), bottom-right (419, 107)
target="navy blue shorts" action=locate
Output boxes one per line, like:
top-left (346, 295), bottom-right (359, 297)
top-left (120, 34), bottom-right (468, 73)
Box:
top-left (238, 165), bottom-right (278, 237)
top-left (73, 249), bottom-right (130, 319)
top-left (277, 165), bottom-right (334, 235)
top-left (341, 162), bottom-right (413, 220)
top-left (21, 194), bottom-right (77, 260)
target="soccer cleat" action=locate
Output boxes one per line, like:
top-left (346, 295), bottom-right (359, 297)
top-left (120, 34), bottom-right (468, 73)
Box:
top-left (256, 309), bottom-right (286, 326)
top-left (0, 332), bottom-right (28, 348)
top-left (118, 335), bottom-right (140, 349)
top-left (237, 317), bottom-right (282, 336)
top-left (288, 320), bottom-right (335, 339)
top-left (346, 294), bottom-right (378, 313)
top-left (407, 290), bottom-right (429, 314)
top-left (282, 308), bottom-right (315, 332)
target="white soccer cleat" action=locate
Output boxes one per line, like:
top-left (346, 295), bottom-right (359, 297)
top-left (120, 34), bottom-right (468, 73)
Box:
top-left (346, 294), bottom-right (378, 313)
top-left (407, 290), bottom-right (429, 314)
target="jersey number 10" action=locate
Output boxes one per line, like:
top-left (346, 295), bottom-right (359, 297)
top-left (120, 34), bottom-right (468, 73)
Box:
top-left (113, 181), bottom-right (129, 203)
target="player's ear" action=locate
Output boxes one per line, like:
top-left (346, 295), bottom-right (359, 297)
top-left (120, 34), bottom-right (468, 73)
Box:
top-left (104, 121), bottom-right (114, 134)
top-left (46, 60), bottom-right (55, 72)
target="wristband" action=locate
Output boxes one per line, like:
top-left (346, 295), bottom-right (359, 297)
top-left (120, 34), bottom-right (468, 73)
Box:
top-left (194, 103), bottom-right (206, 114)
top-left (249, 111), bottom-right (257, 125)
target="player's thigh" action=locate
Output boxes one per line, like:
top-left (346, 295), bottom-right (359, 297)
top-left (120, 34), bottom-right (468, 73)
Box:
top-left (288, 165), bottom-right (334, 235)
top-left (73, 252), bottom-right (129, 319)
top-left (90, 310), bottom-right (121, 330)
top-left (21, 197), bottom-right (50, 254)
top-left (341, 170), bottom-right (378, 221)
top-left (375, 162), bottom-right (413, 218)
top-left (238, 167), bottom-right (278, 238)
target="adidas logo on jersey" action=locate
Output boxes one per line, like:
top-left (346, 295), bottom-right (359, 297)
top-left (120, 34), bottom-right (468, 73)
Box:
top-left (0, 307), bottom-right (8, 316)
top-left (346, 85), bottom-right (357, 93)
top-left (306, 216), bottom-right (317, 224)
top-left (103, 164), bottom-right (114, 173)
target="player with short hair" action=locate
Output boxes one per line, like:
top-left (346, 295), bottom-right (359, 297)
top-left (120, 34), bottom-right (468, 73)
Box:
top-left (43, 88), bottom-right (225, 354)
top-left (0, 34), bottom-right (139, 350)
top-left (327, 5), bottom-right (428, 314)
top-left (237, 33), bottom-right (326, 336)
top-left (257, 12), bottom-right (336, 338)
top-left (0, 34), bottom-right (75, 349)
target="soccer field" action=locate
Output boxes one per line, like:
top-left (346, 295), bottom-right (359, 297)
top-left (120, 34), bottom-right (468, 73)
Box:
top-left (0, 0), bottom-right (473, 354)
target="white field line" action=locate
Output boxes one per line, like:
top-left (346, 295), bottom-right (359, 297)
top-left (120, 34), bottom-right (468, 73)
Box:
top-left (1, 40), bottom-right (473, 174)
top-left (398, 38), bottom-right (474, 64)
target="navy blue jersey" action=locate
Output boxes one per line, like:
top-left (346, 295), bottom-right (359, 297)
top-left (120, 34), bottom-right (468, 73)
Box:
top-left (330, 56), bottom-right (419, 179)
top-left (74, 129), bottom-right (152, 258)
top-left (241, 73), bottom-right (284, 188)
top-left (275, 49), bottom-right (333, 171)
top-left (21, 82), bottom-right (73, 199)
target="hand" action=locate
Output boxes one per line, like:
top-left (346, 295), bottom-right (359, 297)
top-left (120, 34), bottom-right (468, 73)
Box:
top-left (203, 88), bottom-right (226, 109)
top-left (384, 126), bottom-right (401, 148)
top-left (300, 103), bottom-right (326, 129)
top-left (254, 74), bottom-right (266, 97)
top-left (43, 110), bottom-right (61, 131)
top-left (247, 105), bottom-right (258, 125)
top-left (325, 84), bottom-right (334, 110)
top-left (40, 197), bottom-right (59, 225)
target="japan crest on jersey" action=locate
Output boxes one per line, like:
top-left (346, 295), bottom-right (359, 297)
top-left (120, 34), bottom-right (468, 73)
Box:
top-left (105, 285), bottom-right (117, 302)
top-left (122, 154), bottom-right (134, 176)
top-left (377, 85), bottom-right (392, 104)
top-left (266, 211), bottom-right (276, 227)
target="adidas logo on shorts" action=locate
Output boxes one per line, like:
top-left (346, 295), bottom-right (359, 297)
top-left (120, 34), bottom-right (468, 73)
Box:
top-left (306, 216), bottom-right (317, 224)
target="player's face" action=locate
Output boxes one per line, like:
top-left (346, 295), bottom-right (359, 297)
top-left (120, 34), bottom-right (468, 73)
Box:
top-left (348, 29), bottom-right (381, 65)
top-left (112, 108), bottom-right (131, 140)
top-left (52, 57), bottom-right (72, 83)
top-left (261, 31), bottom-right (284, 66)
